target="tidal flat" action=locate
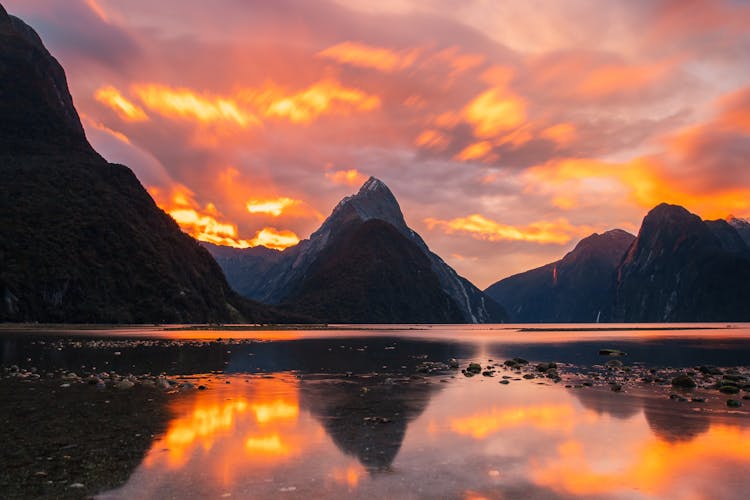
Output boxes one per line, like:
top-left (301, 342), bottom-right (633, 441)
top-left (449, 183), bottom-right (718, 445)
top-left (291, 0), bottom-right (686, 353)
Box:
top-left (1, 324), bottom-right (749, 499)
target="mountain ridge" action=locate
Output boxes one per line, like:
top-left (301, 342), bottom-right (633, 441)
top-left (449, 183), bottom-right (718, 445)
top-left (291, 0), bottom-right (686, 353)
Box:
top-left (485, 229), bottom-right (635, 322)
top-left (205, 176), bottom-right (507, 323)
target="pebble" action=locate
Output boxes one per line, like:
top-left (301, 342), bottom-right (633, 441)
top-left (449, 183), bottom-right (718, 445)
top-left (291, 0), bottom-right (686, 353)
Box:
top-left (115, 380), bottom-right (135, 390)
top-left (671, 375), bottom-right (697, 388)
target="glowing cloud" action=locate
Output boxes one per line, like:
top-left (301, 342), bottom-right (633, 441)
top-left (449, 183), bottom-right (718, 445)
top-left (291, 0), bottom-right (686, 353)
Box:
top-left (318, 41), bottom-right (419, 72)
top-left (260, 80), bottom-right (380, 124)
top-left (95, 86), bottom-right (149, 122)
top-left (462, 88), bottom-right (526, 138)
top-left (134, 84), bottom-right (255, 127)
top-left (326, 169), bottom-right (368, 186)
top-left (149, 185), bottom-right (300, 250)
top-left (525, 156), bottom-right (750, 219)
top-left (425, 214), bottom-right (594, 244)
top-left (455, 141), bottom-right (493, 161)
top-left (246, 198), bottom-right (298, 217)
top-left (415, 129), bottom-right (450, 150)
top-left (249, 228), bottom-right (300, 250)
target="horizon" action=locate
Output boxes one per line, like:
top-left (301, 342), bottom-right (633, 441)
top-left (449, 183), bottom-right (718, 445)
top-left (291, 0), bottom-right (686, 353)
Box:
top-left (5, 0), bottom-right (750, 288)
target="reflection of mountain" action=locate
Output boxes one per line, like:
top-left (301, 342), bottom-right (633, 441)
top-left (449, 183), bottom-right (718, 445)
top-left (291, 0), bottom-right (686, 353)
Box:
top-left (568, 387), bottom-right (640, 420)
top-left (569, 387), bottom-right (711, 443)
top-left (299, 375), bottom-right (441, 472)
top-left (641, 397), bottom-right (710, 443)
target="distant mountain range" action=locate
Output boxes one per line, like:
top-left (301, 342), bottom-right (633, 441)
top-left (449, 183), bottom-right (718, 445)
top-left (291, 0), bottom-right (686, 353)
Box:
top-left (0, 5), bottom-right (293, 323)
top-left (205, 177), bottom-right (507, 323)
top-left (486, 204), bottom-right (750, 322)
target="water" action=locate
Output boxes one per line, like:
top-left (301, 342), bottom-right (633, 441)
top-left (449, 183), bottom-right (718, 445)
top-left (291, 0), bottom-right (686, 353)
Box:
top-left (2, 324), bottom-right (750, 499)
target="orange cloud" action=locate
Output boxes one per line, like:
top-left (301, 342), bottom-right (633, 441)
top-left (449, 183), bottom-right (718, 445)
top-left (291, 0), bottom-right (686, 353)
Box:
top-left (326, 168), bottom-right (368, 186)
top-left (258, 79), bottom-right (380, 124)
top-left (250, 228), bottom-right (300, 250)
top-left (133, 84), bottom-right (256, 127)
top-left (526, 156), bottom-right (750, 219)
top-left (575, 61), bottom-right (673, 98)
top-left (540, 123), bottom-right (577, 147)
top-left (425, 214), bottom-right (594, 244)
top-left (429, 47), bottom-right (485, 78)
top-left (462, 87), bottom-right (526, 138)
top-left (719, 88), bottom-right (750, 133)
top-left (455, 141), bottom-right (493, 162)
top-left (246, 198), bottom-right (298, 217)
top-left (415, 129), bottom-right (450, 150)
top-left (530, 54), bottom-right (678, 102)
top-left (149, 185), bottom-right (300, 250)
top-left (318, 41), bottom-right (419, 72)
top-left (95, 86), bottom-right (149, 122)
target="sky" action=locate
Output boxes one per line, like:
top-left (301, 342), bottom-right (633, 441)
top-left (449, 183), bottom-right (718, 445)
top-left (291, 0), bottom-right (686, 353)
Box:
top-left (6, 0), bottom-right (750, 288)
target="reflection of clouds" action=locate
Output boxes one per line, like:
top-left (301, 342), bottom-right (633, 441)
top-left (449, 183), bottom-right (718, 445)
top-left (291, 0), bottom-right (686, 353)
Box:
top-left (532, 424), bottom-right (750, 497)
top-left (450, 404), bottom-right (575, 439)
top-left (143, 374), bottom-right (318, 478)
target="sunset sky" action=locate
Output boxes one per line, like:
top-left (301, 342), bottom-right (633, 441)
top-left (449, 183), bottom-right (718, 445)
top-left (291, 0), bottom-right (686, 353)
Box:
top-left (8, 0), bottom-right (750, 288)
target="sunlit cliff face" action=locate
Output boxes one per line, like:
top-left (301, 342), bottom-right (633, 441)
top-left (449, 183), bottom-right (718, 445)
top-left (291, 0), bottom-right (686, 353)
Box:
top-left (8, 0), bottom-right (750, 284)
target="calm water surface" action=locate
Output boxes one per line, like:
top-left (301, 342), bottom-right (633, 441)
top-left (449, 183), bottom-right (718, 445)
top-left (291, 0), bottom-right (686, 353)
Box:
top-left (2, 324), bottom-right (750, 499)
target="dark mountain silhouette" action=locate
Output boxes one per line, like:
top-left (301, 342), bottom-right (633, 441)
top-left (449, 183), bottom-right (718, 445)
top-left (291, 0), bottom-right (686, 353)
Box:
top-left (484, 229), bottom-right (634, 322)
top-left (205, 177), bottom-right (507, 323)
top-left (284, 218), bottom-right (465, 323)
top-left (0, 5), bottom-right (291, 323)
top-left (487, 203), bottom-right (750, 323)
top-left (614, 203), bottom-right (750, 322)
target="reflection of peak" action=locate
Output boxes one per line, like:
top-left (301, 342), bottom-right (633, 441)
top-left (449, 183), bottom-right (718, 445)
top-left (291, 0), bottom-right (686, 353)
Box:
top-left (299, 375), bottom-right (440, 472)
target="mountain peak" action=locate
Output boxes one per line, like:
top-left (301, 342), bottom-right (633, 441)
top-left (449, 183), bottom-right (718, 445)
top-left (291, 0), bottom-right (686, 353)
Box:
top-left (645, 203), bottom-right (697, 223)
top-left (327, 176), bottom-right (407, 233)
top-left (359, 176), bottom-right (388, 193)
